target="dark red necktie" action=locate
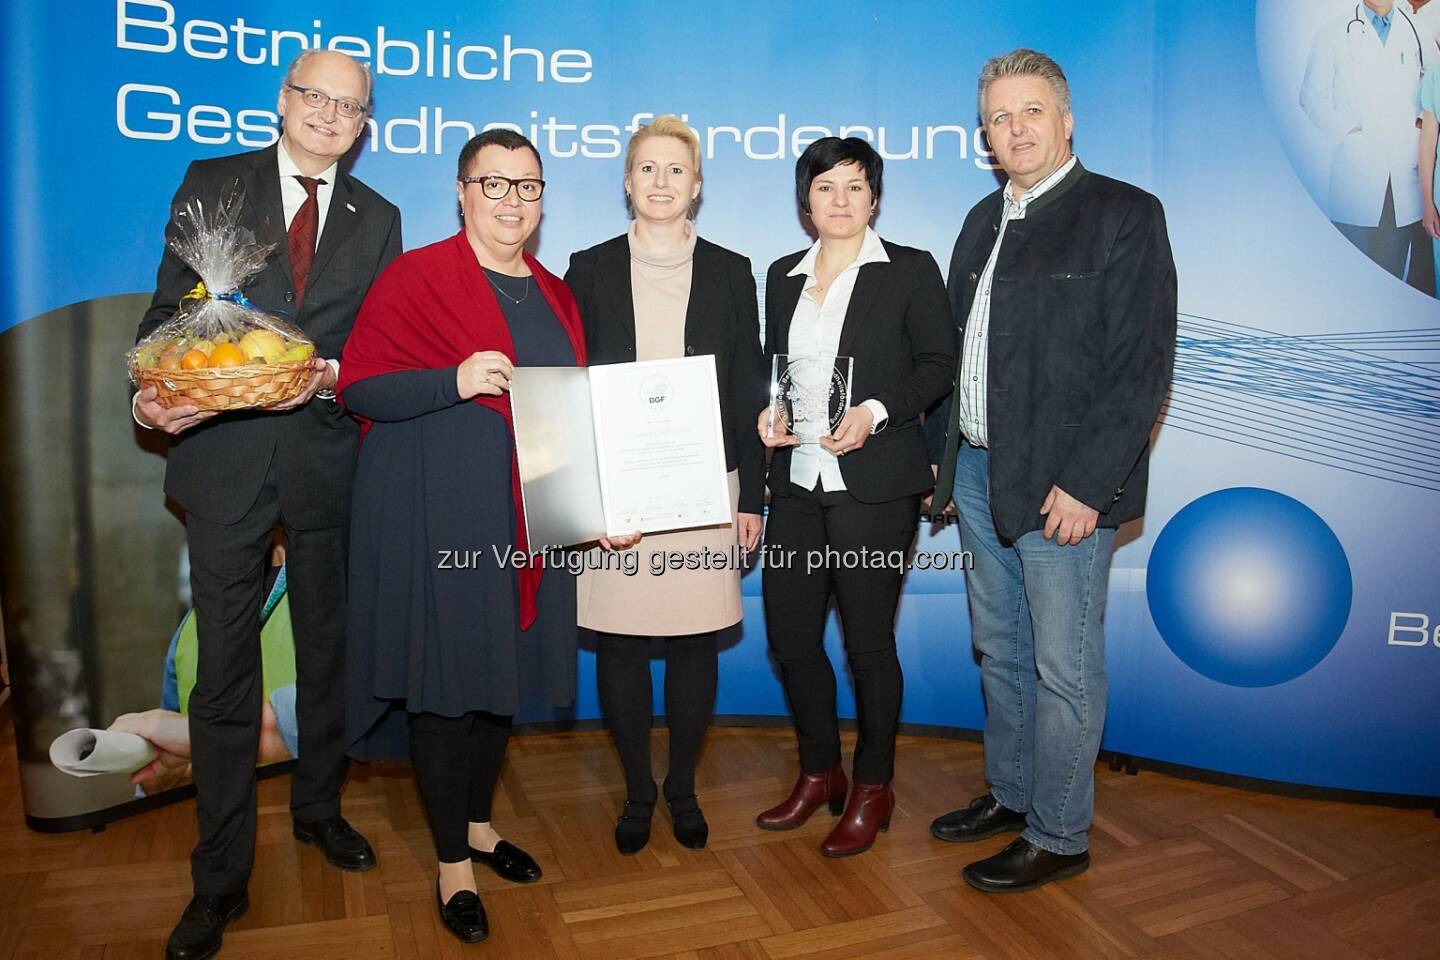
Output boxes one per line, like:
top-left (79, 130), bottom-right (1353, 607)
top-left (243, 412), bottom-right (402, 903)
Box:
top-left (288, 175), bottom-right (324, 305)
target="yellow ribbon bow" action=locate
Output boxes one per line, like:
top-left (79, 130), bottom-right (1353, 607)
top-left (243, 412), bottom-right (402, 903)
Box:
top-left (179, 281), bottom-right (209, 310)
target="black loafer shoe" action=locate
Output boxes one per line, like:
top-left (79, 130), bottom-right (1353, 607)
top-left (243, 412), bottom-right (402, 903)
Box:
top-left (962, 837), bottom-right (1090, 893)
top-left (293, 815), bottom-right (377, 872)
top-left (436, 881), bottom-right (489, 943)
top-left (667, 794), bottom-right (709, 850)
top-left (930, 794), bottom-right (1027, 843)
top-left (470, 839), bottom-right (542, 883)
top-left (165, 891), bottom-right (249, 960)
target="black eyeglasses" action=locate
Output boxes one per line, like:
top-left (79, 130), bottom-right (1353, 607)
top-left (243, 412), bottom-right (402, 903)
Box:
top-left (286, 84), bottom-right (367, 119)
top-left (459, 175), bottom-right (546, 201)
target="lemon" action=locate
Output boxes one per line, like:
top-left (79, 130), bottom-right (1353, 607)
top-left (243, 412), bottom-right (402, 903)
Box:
top-left (277, 342), bottom-right (315, 363)
top-left (239, 329), bottom-right (287, 363)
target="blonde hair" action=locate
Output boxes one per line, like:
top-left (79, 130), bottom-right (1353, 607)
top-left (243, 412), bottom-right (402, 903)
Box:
top-left (624, 115), bottom-right (703, 181)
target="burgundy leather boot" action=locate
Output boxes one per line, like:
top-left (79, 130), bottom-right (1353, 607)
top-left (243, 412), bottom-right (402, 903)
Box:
top-left (755, 765), bottom-right (848, 830)
top-left (820, 782), bottom-right (894, 857)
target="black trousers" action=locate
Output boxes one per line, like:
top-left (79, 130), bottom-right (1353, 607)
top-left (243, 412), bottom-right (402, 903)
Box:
top-left (185, 459), bottom-right (348, 895)
top-left (761, 483), bottom-right (920, 785)
top-left (409, 711), bottom-right (513, 862)
top-left (595, 632), bottom-right (718, 803)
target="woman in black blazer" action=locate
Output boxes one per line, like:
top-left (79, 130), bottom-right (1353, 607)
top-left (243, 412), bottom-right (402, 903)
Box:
top-left (754, 137), bottom-right (956, 856)
top-left (564, 115), bottom-right (766, 855)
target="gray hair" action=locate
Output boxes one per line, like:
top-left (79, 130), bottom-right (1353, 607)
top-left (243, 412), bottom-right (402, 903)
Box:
top-left (282, 49), bottom-right (374, 114)
top-left (977, 49), bottom-right (1071, 121)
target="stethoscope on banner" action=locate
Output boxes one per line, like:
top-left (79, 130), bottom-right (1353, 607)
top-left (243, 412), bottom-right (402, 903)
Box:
top-left (1346, 3), bottom-right (1427, 77)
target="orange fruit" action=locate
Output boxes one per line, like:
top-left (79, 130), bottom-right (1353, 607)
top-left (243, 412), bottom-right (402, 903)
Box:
top-left (180, 349), bottom-right (208, 370)
top-left (208, 342), bottom-right (247, 368)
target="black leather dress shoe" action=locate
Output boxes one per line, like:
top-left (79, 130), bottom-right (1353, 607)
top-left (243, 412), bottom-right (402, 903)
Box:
top-left (165, 891), bottom-right (249, 960)
top-left (930, 794), bottom-right (1027, 843)
top-left (470, 839), bottom-right (542, 883)
top-left (436, 881), bottom-right (489, 943)
top-left (962, 837), bottom-right (1090, 893)
top-left (293, 815), bottom-right (377, 872)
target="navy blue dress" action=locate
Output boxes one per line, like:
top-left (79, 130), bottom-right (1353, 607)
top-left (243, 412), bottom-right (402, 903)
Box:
top-left (345, 278), bottom-right (578, 758)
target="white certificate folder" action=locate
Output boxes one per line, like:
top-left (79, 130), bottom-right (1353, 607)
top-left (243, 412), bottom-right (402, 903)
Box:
top-left (510, 356), bottom-right (732, 549)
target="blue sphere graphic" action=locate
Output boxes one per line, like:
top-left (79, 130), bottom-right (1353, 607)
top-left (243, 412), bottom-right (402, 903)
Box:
top-left (1146, 488), bottom-right (1352, 687)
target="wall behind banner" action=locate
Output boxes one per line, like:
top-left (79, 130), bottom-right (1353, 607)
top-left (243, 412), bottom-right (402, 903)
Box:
top-left (1, 0), bottom-right (1436, 827)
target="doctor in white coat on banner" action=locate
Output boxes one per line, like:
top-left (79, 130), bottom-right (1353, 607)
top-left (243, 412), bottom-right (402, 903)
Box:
top-left (1301, 0), bottom-right (1435, 294)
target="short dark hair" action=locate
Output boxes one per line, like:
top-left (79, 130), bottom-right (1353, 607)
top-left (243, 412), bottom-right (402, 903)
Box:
top-left (457, 128), bottom-right (543, 180)
top-left (794, 137), bottom-right (883, 214)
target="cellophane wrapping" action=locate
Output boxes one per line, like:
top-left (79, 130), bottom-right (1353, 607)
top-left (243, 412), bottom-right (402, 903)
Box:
top-left (128, 189), bottom-right (313, 376)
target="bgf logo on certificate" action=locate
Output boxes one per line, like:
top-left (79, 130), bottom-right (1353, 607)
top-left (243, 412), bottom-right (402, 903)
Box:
top-left (639, 376), bottom-right (674, 411)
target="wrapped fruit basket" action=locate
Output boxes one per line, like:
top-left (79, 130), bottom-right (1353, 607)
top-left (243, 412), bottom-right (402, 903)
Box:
top-left (129, 192), bottom-right (316, 411)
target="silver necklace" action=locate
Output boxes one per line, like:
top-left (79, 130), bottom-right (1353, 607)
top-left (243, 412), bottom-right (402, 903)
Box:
top-left (486, 271), bottom-right (531, 305)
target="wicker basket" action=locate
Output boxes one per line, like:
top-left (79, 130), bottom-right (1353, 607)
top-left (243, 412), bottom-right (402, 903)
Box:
top-left (134, 360), bottom-right (314, 411)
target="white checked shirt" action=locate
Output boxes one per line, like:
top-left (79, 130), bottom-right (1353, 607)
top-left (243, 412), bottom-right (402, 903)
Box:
top-left (786, 227), bottom-right (891, 492)
top-left (957, 155), bottom-right (1077, 448)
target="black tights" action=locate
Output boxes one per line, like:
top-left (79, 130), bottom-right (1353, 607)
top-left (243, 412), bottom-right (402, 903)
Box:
top-left (409, 710), bottom-right (512, 863)
top-left (596, 632), bottom-right (717, 803)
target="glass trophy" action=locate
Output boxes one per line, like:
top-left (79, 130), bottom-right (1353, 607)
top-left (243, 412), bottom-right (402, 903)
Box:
top-left (769, 354), bottom-right (854, 444)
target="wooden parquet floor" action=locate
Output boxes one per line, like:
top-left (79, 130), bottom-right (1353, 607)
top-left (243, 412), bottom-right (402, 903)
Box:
top-left (2, 704), bottom-right (1438, 960)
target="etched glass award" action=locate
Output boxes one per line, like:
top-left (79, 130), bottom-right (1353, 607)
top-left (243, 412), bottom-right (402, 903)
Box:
top-left (769, 354), bottom-right (854, 445)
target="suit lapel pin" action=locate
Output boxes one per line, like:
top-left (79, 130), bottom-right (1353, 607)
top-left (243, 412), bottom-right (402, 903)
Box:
top-left (346, 202), bottom-right (357, 213)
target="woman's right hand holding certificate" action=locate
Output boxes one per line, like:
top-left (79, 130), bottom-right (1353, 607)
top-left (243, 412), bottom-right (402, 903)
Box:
top-left (457, 350), bottom-right (515, 398)
top-left (599, 532), bottom-right (643, 551)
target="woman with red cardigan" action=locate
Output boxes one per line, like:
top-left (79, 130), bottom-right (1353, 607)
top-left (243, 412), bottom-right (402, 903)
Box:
top-left (339, 130), bottom-right (585, 944)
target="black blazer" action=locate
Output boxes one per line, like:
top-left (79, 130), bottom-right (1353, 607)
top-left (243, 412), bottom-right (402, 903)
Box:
top-left (927, 162), bottom-right (1177, 540)
top-left (138, 145), bottom-right (403, 528)
top-left (565, 234), bottom-right (768, 514)
top-left (765, 240), bottom-right (956, 504)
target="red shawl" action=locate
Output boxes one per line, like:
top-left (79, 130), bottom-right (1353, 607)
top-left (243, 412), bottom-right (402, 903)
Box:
top-left (338, 230), bottom-right (587, 629)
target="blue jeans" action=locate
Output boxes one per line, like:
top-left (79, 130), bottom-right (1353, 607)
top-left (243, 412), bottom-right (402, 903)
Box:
top-left (952, 443), bottom-right (1116, 855)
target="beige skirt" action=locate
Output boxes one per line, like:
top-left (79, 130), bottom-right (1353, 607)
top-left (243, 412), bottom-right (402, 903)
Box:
top-left (577, 471), bottom-right (744, 636)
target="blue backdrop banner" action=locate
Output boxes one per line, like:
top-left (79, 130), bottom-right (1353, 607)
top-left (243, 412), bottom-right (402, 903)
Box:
top-left (1, 1), bottom-right (1436, 827)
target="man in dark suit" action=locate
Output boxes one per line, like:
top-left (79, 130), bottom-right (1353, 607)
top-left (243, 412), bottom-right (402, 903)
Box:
top-left (134, 50), bottom-right (401, 960)
top-left (926, 49), bottom-right (1176, 892)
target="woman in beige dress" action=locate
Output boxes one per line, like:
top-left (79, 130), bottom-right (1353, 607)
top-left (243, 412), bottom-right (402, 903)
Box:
top-left (565, 115), bottom-right (766, 854)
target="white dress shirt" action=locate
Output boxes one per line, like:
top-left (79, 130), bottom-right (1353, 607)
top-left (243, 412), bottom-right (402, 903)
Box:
top-left (277, 139), bottom-right (338, 239)
top-left (786, 226), bottom-right (891, 492)
top-left (277, 140), bottom-right (341, 395)
top-left (957, 155), bottom-right (1077, 448)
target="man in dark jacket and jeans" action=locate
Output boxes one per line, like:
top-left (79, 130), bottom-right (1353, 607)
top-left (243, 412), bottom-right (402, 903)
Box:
top-left (926, 48), bottom-right (1177, 893)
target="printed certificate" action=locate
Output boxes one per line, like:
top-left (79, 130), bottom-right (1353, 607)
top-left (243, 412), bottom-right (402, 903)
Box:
top-left (511, 356), bottom-right (731, 548)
